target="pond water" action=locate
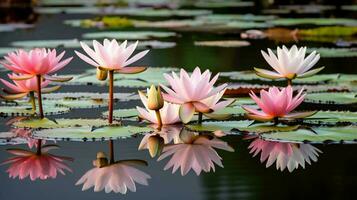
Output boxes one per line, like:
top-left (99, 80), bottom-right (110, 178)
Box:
top-left (0, 1), bottom-right (357, 200)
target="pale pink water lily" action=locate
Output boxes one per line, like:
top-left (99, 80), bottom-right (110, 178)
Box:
top-left (76, 160), bottom-right (151, 194)
top-left (0, 73), bottom-right (60, 100)
top-left (1, 48), bottom-right (73, 81)
top-left (158, 130), bottom-right (234, 176)
top-left (1, 144), bottom-right (73, 181)
top-left (160, 67), bottom-right (228, 123)
top-left (75, 39), bottom-right (149, 73)
top-left (137, 88), bottom-right (180, 125)
top-left (1, 48), bottom-right (72, 118)
top-left (248, 137), bottom-right (322, 172)
top-left (242, 86), bottom-right (316, 122)
top-left (255, 45), bottom-right (323, 81)
top-left (75, 39), bottom-right (149, 125)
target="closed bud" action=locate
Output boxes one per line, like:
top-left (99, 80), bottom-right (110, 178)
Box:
top-left (96, 67), bottom-right (108, 81)
top-left (147, 134), bottom-right (164, 157)
top-left (147, 85), bottom-right (164, 110)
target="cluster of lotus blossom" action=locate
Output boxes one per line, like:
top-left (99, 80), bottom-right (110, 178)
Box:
top-left (0, 39), bottom-right (323, 194)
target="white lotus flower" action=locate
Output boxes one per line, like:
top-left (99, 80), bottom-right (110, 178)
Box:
top-left (255, 45), bottom-right (323, 80)
top-left (76, 160), bottom-right (151, 194)
top-left (248, 138), bottom-right (322, 172)
top-left (158, 131), bottom-right (234, 176)
top-left (75, 39), bottom-right (149, 73)
top-left (137, 88), bottom-right (180, 125)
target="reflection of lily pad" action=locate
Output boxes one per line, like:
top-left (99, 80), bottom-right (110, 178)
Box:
top-left (83, 31), bottom-right (177, 40)
top-left (194, 40), bottom-right (250, 47)
top-left (306, 111), bottom-right (357, 124)
top-left (0, 132), bottom-right (28, 145)
top-left (33, 125), bottom-right (152, 141)
top-left (102, 108), bottom-right (138, 119)
top-left (12, 118), bottom-right (112, 129)
top-left (305, 92), bottom-right (357, 105)
top-left (186, 120), bottom-right (253, 133)
top-left (261, 126), bottom-right (357, 144)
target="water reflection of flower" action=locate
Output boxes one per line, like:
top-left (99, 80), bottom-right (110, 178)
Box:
top-left (1, 143), bottom-right (73, 181)
top-left (76, 156), bottom-right (151, 194)
top-left (247, 137), bottom-right (322, 172)
top-left (158, 130), bottom-right (234, 176)
top-left (138, 125), bottom-right (182, 151)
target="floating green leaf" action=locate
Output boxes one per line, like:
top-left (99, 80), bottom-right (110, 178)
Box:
top-left (186, 120), bottom-right (253, 133)
top-left (0, 103), bottom-right (70, 116)
top-left (271, 18), bottom-right (357, 26)
top-left (305, 92), bottom-right (357, 104)
top-left (305, 111), bottom-right (357, 124)
top-left (102, 108), bottom-right (138, 119)
top-left (43, 92), bottom-right (139, 101)
top-left (261, 126), bottom-right (357, 143)
top-left (82, 31), bottom-right (177, 40)
top-left (33, 125), bottom-right (153, 141)
top-left (194, 40), bottom-right (250, 47)
top-left (12, 118), bottom-right (112, 129)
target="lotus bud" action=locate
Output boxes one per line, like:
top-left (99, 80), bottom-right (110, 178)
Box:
top-left (147, 134), bottom-right (164, 157)
top-left (147, 85), bottom-right (164, 110)
top-left (93, 151), bottom-right (108, 168)
top-left (96, 67), bottom-right (108, 81)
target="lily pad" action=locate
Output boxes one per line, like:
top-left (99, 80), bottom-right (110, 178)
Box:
top-left (32, 125), bottom-right (153, 141)
top-left (0, 131), bottom-right (28, 145)
top-left (186, 120), bottom-right (253, 133)
top-left (198, 14), bottom-right (276, 22)
top-left (305, 92), bottom-right (357, 105)
top-left (261, 126), bottom-right (357, 144)
top-left (270, 18), bottom-right (357, 26)
top-left (43, 92), bottom-right (139, 101)
top-left (306, 48), bottom-right (357, 58)
top-left (102, 108), bottom-right (138, 119)
top-left (12, 118), bottom-right (112, 129)
top-left (194, 40), bottom-right (250, 47)
top-left (0, 103), bottom-right (70, 116)
top-left (238, 124), bottom-right (300, 134)
top-left (194, 1), bottom-right (254, 8)
top-left (305, 111), bottom-right (357, 124)
top-left (82, 31), bottom-right (177, 40)
top-left (227, 21), bottom-right (271, 29)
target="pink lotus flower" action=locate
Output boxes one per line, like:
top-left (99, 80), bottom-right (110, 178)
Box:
top-left (248, 137), bottom-right (321, 172)
top-left (255, 45), bottom-right (323, 81)
top-left (161, 67), bottom-right (228, 123)
top-left (137, 88), bottom-right (180, 125)
top-left (242, 86), bottom-right (316, 121)
top-left (76, 160), bottom-right (151, 194)
top-left (75, 39), bottom-right (149, 73)
top-left (1, 144), bottom-right (73, 181)
top-left (1, 48), bottom-right (73, 81)
top-left (158, 130), bottom-right (234, 175)
top-left (0, 73), bottom-right (60, 100)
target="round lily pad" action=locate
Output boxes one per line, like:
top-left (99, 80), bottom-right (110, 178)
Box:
top-left (194, 40), bottom-right (250, 47)
top-left (82, 31), bottom-right (177, 40)
top-left (305, 111), bottom-right (357, 124)
top-left (32, 125), bottom-right (153, 141)
top-left (305, 92), bottom-right (357, 105)
top-left (12, 118), bottom-right (112, 129)
top-left (186, 120), bottom-right (253, 133)
top-left (261, 126), bottom-right (357, 144)
top-left (43, 92), bottom-right (139, 101)
top-left (102, 108), bottom-right (138, 119)
top-left (51, 99), bottom-right (108, 109)
top-left (270, 18), bottom-right (357, 26)
top-left (0, 131), bottom-right (28, 145)
top-left (0, 103), bottom-right (70, 116)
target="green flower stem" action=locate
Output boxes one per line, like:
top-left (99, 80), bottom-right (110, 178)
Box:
top-left (29, 91), bottom-right (36, 112)
top-left (109, 140), bottom-right (114, 164)
top-left (36, 75), bottom-right (44, 119)
top-left (108, 70), bottom-right (114, 124)
top-left (198, 112), bottom-right (203, 124)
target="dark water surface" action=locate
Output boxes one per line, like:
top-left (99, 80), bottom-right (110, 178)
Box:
top-left (0, 7), bottom-right (357, 200)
